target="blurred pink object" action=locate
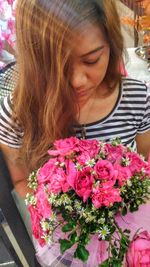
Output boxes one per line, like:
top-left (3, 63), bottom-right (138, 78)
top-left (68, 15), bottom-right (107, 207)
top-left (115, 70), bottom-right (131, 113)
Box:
top-left (126, 231), bottom-right (150, 267)
top-left (7, 0), bottom-right (15, 5)
top-left (0, 0), bottom-right (16, 53)
top-left (119, 60), bottom-right (128, 76)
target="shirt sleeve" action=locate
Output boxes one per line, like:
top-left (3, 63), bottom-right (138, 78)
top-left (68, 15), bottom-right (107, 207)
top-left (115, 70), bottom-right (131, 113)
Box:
top-left (137, 84), bottom-right (150, 134)
top-left (0, 95), bottom-right (23, 148)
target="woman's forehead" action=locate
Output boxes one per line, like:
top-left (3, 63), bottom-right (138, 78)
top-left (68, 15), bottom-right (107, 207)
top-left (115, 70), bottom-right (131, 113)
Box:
top-left (72, 24), bottom-right (107, 56)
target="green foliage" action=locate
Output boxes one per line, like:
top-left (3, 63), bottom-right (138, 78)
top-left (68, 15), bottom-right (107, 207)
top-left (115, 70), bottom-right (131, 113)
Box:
top-left (74, 244), bottom-right (89, 262)
top-left (121, 176), bottom-right (150, 212)
top-left (62, 222), bottom-right (75, 232)
top-left (59, 239), bottom-right (73, 253)
top-left (69, 231), bottom-right (78, 244)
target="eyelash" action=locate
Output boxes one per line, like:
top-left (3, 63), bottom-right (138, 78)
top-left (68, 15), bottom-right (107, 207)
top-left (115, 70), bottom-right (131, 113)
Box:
top-left (83, 57), bottom-right (100, 65)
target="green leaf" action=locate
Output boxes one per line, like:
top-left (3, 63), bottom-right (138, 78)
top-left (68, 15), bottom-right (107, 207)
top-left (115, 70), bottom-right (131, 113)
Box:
top-left (122, 206), bottom-right (127, 216)
top-left (61, 212), bottom-right (68, 220)
top-left (99, 258), bottom-right (122, 267)
top-left (99, 259), bottom-right (110, 267)
top-left (120, 237), bottom-right (129, 249)
top-left (74, 244), bottom-right (89, 262)
top-left (130, 205), bottom-right (138, 212)
top-left (59, 239), bottom-right (73, 254)
top-left (69, 231), bottom-right (78, 244)
top-left (111, 260), bottom-right (122, 267)
top-left (62, 223), bottom-right (74, 232)
top-left (111, 247), bottom-right (118, 257)
top-left (79, 233), bottom-right (90, 245)
top-left (110, 225), bottom-right (116, 234)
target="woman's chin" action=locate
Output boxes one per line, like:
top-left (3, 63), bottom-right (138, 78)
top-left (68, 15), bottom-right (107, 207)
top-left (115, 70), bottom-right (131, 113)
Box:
top-left (76, 88), bottom-right (97, 104)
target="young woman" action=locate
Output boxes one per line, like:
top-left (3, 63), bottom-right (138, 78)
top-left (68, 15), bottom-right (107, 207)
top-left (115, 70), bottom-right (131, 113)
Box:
top-left (0, 0), bottom-right (150, 266)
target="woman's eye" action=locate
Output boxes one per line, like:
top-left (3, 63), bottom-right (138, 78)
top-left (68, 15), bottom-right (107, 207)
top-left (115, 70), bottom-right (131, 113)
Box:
top-left (83, 58), bottom-right (100, 65)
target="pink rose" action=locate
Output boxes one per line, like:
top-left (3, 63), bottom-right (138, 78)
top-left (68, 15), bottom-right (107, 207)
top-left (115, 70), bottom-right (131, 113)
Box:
top-left (36, 185), bottom-right (52, 218)
top-left (126, 152), bottom-right (146, 175)
top-left (74, 167), bottom-right (94, 202)
top-left (66, 159), bottom-right (78, 189)
top-left (77, 151), bottom-right (91, 165)
top-left (114, 163), bottom-right (132, 186)
top-left (94, 159), bottom-right (115, 182)
top-left (145, 163), bottom-right (150, 176)
top-left (92, 181), bottom-right (121, 208)
top-left (78, 139), bottom-right (100, 158)
top-left (48, 137), bottom-right (79, 156)
top-left (28, 205), bottom-right (45, 246)
top-left (126, 231), bottom-right (150, 267)
top-left (37, 158), bottom-right (58, 184)
top-left (48, 168), bottom-right (70, 194)
top-left (105, 143), bottom-right (126, 163)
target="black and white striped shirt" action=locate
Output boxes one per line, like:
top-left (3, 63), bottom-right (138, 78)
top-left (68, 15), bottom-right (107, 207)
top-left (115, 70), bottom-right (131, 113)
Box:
top-left (0, 94), bottom-right (23, 148)
top-left (0, 77), bottom-right (150, 150)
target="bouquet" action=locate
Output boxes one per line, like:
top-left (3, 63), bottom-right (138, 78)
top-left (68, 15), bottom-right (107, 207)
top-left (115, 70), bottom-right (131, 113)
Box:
top-left (26, 137), bottom-right (150, 266)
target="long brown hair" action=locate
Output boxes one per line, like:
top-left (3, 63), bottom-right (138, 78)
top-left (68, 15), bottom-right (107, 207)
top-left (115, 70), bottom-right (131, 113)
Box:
top-left (14, 0), bottom-right (124, 170)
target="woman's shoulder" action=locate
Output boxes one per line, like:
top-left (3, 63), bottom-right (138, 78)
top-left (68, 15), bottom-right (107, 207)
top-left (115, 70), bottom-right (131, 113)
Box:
top-left (121, 76), bottom-right (149, 98)
top-left (0, 94), bottom-right (23, 148)
top-left (122, 76), bottom-right (147, 89)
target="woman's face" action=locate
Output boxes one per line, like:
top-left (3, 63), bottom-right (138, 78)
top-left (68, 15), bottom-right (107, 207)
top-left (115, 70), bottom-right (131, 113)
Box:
top-left (69, 24), bottom-right (110, 102)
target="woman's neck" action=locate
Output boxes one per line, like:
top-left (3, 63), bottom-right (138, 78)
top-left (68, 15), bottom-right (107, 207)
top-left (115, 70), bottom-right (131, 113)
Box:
top-left (77, 82), bottom-right (120, 125)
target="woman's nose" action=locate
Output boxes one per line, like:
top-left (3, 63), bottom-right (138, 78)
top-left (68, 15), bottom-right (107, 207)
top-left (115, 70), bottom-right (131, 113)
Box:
top-left (70, 68), bottom-right (87, 90)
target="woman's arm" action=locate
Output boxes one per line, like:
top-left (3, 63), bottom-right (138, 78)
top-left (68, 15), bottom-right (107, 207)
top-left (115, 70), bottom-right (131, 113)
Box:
top-left (135, 130), bottom-right (150, 160)
top-left (0, 143), bottom-right (31, 198)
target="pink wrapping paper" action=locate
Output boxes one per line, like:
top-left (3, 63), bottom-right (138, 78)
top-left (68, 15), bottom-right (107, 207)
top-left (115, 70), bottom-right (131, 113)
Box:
top-left (34, 200), bottom-right (150, 267)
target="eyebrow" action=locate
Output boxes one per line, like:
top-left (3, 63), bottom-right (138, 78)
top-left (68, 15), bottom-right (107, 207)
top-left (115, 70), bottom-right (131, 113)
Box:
top-left (80, 45), bottom-right (105, 58)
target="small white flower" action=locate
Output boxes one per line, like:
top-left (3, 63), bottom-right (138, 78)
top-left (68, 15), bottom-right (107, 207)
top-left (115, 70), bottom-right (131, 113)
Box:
top-left (92, 205), bottom-right (98, 212)
top-left (74, 200), bottom-right (82, 210)
top-left (65, 205), bottom-right (73, 212)
top-left (141, 167), bottom-right (146, 174)
top-left (75, 163), bottom-right (82, 171)
top-left (86, 159), bottom-right (95, 167)
top-left (60, 194), bottom-right (72, 205)
top-left (78, 207), bottom-right (86, 217)
top-left (127, 180), bottom-right (132, 187)
top-left (25, 193), bottom-right (37, 206)
top-left (48, 193), bottom-right (57, 204)
top-left (98, 225), bottom-right (110, 240)
top-left (85, 214), bottom-right (96, 223)
top-left (122, 157), bottom-right (130, 166)
top-left (40, 221), bottom-right (51, 232)
top-left (41, 233), bottom-right (53, 244)
top-left (98, 217), bottom-right (105, 224)
top-left (108, 211), bottom-right (113, 218)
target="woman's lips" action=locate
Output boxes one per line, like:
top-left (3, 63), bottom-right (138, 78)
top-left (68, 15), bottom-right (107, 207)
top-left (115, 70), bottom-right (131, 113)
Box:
top-left (76, 88), bottom-right (94, 97)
